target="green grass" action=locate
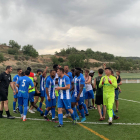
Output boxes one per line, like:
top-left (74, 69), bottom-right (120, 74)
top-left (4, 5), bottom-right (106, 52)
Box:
top-left (0, 83), bottom-right (140, 140)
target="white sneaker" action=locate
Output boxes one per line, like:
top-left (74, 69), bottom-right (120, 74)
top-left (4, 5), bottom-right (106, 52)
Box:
top-left (63, 114), bottom-right (68, 118)
top-left (28, 109), bottom-right (35, 114)
top-left (68, 113), bottom-right (71, 117)
top-left (32, 108), bottom-right (37, 112)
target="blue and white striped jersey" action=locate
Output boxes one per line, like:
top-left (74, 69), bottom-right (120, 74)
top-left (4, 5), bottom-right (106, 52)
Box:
top-left (46, 76), bottom-right (55, 99)
top-left (58, 75), bottom-right (71, 99)
top-left (40, 75), bottom-right (45, 92)
top-left (74, 74), bottom-right (85, 97)
top-left (13, 75), bottom-right (20, 90)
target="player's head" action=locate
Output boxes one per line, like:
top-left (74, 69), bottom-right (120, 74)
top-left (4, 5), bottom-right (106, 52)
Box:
top-left (85, 69), bottom-right (89, 76)
top-left (105, 67), bottom-right (112, 76)
top-left (98, 69), bottom-right (103, 75)
top-left (21, 72), bottom-right (25, 76)
top-left (25, 70), bottom-right (30, 76)
top-left (57, 68), bottom-right (64, 77)
top-left (75, 68), bottom-right (81, 76)
top-left (64, 65), bottom-right (69, 73)
top-left (89, 70), bottom-right (95, 77)
top-left (116, 70), bottom-right (120, 76)
top-left (53, 64), bottom-right (58, 72)
top-left (37, 69), bottom-right (43, 75)
top-left (27, 67), bottom-right (31, 72)
top-left (17, 68), bottom-right (22, 75)
top-left (71, 69), bottom-right (75, 77)
top-left (50, 70), bottom-right (56, 78)
top-left (6, 66), bottom-right (12, 73)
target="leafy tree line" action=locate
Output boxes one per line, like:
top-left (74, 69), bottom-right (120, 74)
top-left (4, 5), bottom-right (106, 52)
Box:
top-left (55, 47), bottom-right (140, 71)
top-left (2, 40), bottom-right (39, 58)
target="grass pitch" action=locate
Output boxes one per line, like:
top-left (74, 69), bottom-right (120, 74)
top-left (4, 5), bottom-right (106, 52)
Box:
top-left (0, 83), bottom-right (140, 140)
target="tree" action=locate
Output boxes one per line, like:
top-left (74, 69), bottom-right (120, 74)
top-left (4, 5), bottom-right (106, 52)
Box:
top-left (68, 54), bottom-right (84, 68)
top-left (9, 40), bottom-right (21, 50)
top-left (1, 43), bottom-right (7, 46)
top-left (22, 45), bottom-right (38, 58)
top-left (51, 56), bottom-right (59, 65)
top-left (58, 57), bottom-right (64, 63)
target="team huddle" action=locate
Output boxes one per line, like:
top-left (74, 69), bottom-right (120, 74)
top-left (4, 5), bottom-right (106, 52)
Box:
top-left (0, 64), bottom-right (122, 127)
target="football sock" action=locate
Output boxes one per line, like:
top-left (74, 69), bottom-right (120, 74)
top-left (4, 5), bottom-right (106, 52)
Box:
top-left (58, 114), bottom-right (63, 125)
top-left (13, 101), bottom-right (16, 111)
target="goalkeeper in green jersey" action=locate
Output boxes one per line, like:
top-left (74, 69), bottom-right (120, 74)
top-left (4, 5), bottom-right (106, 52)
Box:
top-left (99, 67), bottom-right (117, 125)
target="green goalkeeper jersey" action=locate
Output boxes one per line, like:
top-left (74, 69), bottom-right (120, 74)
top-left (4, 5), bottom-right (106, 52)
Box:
top-left (99, 75), bottom-right (117, 95)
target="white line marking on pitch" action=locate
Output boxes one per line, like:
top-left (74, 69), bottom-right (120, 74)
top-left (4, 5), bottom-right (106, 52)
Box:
top-left (9, 116), bottom-right (140, 126)
top-left (119, 98), bottom-right (140, 103)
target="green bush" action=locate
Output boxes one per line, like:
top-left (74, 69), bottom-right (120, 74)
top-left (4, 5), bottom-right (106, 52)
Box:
top-left (58, 57), bottom-right (64, 63)
top-left (0, 53), bottom-right (4, 62)
top-left (16, 62), bottom-right (22, 65)
top-left (25, 56), bottom-right (30, 60)
top-left (8, 48), bottom-right (18, 55)
top-left (14, 55), bottom-right (18, 60)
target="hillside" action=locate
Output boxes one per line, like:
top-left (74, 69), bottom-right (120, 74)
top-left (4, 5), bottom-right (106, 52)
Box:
top-left (1, 44), bottom-right (140, 73)
top-left (0, 45), bottom-right (53, 73)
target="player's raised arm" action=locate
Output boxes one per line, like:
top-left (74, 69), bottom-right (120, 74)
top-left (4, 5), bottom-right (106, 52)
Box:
top-left (42, 66), bottom-right (48, 76)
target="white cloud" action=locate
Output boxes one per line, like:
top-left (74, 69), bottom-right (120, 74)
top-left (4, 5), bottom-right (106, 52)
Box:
top-left (0, 0), bottom-right (140, 57)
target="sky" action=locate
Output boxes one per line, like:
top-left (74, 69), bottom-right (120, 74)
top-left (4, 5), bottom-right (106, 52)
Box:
top-left (0, 0), bottom-right (140, 57)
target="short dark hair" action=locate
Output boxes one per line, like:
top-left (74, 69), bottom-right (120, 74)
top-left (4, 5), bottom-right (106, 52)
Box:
top-left (116, 70), bottom-right (120, 73)
top-left (37, 69), bottom-right (43, 73)
top-left (85, 69), bottom-right (89, 73)
top-left (53, 64), bottom-right (58, 69)
top-left (25, 70), bottom-right (30, 76)
top-left (27, 67), bottom-right (31, 72)
top-left (105, 67), bottom-right (112, 71)
top-left (58, 68), bottom-right (64, 73)
top-left (75, 68), bottom-right (82, 71)
top-left (71, 69), bottom-right (75, 72)
top-left (17, 68), bottom-right (22, 72)
top-left (6, 66), bottom-right (12, 70)
top-left (50, 70), bottom-right (55, 73)
top-left (98, 69), bottom-right (103, 74)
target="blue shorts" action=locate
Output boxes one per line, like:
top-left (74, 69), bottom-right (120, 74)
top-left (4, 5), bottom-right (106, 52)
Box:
top-left (71, 94), bottom-right (84, 105)
top-left (18, 97), bottom-right (28, 107)
top-left (115, 90), bottom-right (119, 100)
top-left (46, 98), bottom-right (56, 107)
top-left (85, 90), bottom-right (94, 99)
top-left (29, 91), bottom-right (35, 102)
top-left (58, 97), bottom-right (71, 109)
top-left (13, 93), bottom-right (18, 99)
top-left (40, 90), bottom-right (45, 97)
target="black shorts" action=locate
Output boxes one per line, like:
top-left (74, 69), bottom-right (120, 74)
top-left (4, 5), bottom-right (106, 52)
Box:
top-left (95, 95), bottom-right (103, 105)
top-left (34, 92), bottom-right (41, 97)
top-left (0, 91), bottom-right (8, 101)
